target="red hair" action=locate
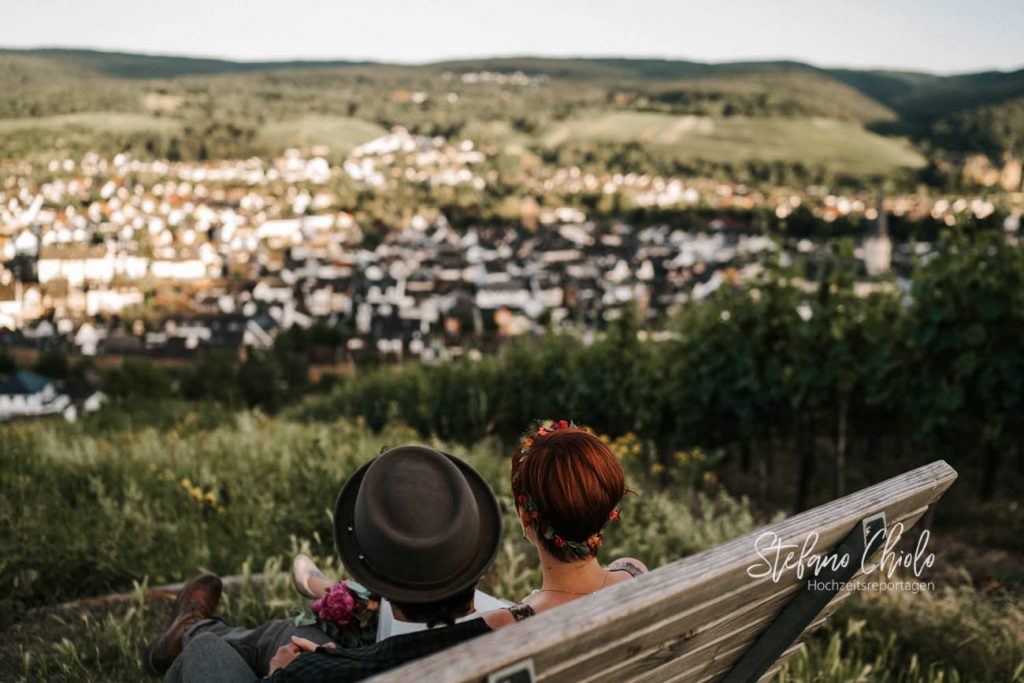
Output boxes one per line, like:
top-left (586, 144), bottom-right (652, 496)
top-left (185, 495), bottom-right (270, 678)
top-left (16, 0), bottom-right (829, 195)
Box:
top-left (511, 428), bottom-right (626, 562)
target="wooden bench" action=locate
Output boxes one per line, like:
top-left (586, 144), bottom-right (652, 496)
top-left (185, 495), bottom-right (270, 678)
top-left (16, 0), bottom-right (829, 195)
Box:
top-left (371, 460), bottom-right (957, 683)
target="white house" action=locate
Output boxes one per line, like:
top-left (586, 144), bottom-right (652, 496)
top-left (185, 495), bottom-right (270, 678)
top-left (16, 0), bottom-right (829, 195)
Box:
top-left (257, 218), bottom-right (303, 243)
top-left (37, 246), bottom-right (115, 286)
top-left (150, 256), bottom-right (208, 280)
top-left (85, 288), bottom-right (145, 316)
top-left (0, 371), bottom-right (73, 421)
top-left (0, 280), bottom-right (20, 330)
top-left (14, 230), bottom-right (39, 257)
top-left (74, 322), bottom-right (104, 356)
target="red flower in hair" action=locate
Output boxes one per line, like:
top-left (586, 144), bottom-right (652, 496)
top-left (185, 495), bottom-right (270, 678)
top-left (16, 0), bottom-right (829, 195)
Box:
top-left (517, 494), bottom-right (528, 505)
top-left (553, 536), bottom-right (567, 549)
top-left (558, 420), bottom-right (569, 429)
top-left (608, 509), bottom-right (620, 522)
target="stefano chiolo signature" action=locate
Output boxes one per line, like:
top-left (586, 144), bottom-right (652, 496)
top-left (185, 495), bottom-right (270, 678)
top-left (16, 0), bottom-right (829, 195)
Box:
top-left (746, 523), bottom-right (935, 582)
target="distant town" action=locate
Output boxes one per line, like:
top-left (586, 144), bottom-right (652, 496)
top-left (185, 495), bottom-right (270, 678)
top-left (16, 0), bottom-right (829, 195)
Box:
top-left (1, 125), bottom-right (1022, 420)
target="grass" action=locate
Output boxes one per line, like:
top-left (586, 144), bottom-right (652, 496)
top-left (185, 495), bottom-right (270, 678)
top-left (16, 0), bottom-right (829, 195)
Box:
top-left (0, 112), bottom-right (384, 161)
top-left (781, 586), bottom-right (1024, 682)
top-left (0, 113), bottom-right (183, 161)
top-left (255, 115), bottom-right (385, 156)
top-left (0, 113), bottom-right (181, 135)
top-left (544, 112), bottom-right (927, 174)
top-left (1, 411), bottom-right (1021, 681)
top-left (0, 415), bottom-right (752, 615)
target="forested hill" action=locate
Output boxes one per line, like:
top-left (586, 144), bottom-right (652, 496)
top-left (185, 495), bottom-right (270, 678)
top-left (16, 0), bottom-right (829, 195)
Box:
top-left (1, 48), bottom-right (1022, 170)
top-left (10, 48), bottom-right (1019, 116)
top-left (0, 48), bottom-right (377, 79)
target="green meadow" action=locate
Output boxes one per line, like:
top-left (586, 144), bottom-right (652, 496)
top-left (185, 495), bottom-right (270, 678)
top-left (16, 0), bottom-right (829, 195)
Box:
top-left (254, 115), bottom-right (385, 156)
top-left (545, 112), bottom-right (927, 175)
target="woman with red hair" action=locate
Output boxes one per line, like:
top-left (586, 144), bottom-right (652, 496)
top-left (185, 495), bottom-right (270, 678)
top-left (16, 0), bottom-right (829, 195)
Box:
top-left (492, 420), bottom-right (648, 624)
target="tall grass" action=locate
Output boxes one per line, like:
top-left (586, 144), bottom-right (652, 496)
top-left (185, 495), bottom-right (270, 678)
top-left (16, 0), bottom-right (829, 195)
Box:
top-left (781, 586), bottom-right (1024, 682)
top-left (1, 414), bottom-right (752, 612)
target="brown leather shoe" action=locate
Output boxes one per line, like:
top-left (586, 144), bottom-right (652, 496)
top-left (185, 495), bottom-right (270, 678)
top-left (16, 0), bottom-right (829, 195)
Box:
top-left (143, 573), bottom-right (223, 675)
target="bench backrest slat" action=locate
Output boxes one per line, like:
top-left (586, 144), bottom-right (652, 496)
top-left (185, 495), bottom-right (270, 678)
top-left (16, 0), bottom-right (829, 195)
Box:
top-left (371, 460), bottom-right (956, 683)
top-left (578, 503), bottom-right (931, 683)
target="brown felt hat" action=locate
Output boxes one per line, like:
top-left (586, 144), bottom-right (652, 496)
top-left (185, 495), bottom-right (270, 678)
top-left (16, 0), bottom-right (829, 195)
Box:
top-left (333, 445), bottom-right (501, 604)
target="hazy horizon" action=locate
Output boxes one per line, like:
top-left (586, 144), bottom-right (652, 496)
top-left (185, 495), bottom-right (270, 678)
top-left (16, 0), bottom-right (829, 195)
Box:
top-left (5, 44), bottom-right (1024, 77)
top-left (2, 0), bottom-right (1023, 76)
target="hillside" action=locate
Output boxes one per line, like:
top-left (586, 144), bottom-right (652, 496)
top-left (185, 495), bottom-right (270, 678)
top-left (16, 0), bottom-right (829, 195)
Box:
top-left (0, 48), bottom-right (1021, 174)
top-left (544, 112), bottom-right (924, 175)
top-left (0, 48), bottom-right (376, 79)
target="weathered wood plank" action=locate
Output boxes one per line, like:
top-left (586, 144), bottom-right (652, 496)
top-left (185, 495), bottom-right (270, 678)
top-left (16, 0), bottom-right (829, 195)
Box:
top-left (664, 581), bottom-right (854, 683)
top-left (582, 583), bottom-right (805, 683)
top-left (689, 526), bottom-right (919, 683)
top-left (541, 494), bottom-right (929, 682)
top-left (567, 504), bottom-right (928, 683)
top-left (370, 460), bottom-right (956, 683)
top-left (686, 505), bottom-right (931, 683)
top-left (627, 556), bottom-right (867, 683)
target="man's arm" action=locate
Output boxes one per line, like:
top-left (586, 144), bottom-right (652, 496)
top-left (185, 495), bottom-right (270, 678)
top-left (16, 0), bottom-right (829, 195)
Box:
top-left (265, 637), bottom-right (336, 681)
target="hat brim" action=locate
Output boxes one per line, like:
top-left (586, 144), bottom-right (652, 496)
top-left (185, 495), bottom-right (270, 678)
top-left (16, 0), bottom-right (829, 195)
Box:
top-left (333, 447), bottom-right (502, 604)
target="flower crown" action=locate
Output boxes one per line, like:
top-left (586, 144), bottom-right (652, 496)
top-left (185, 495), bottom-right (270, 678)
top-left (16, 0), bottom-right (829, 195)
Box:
top-left (515, 418), bottom-right (571, 466)
top-left (513, 419), bottom-right (621, 559)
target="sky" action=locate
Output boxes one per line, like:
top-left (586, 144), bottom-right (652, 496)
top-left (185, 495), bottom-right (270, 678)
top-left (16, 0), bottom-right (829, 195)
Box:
top-left (1, 0), bottom-right (1023, 74)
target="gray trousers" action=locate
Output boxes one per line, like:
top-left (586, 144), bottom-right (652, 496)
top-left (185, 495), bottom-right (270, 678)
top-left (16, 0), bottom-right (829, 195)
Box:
top-left (164, 618), bottom-right (333, 683)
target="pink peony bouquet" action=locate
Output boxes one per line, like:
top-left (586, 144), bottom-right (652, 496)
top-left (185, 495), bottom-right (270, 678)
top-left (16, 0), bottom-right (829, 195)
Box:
top-left (312, 581), bottom-right (358, 625)
top-left (295, 579), bottom-right (379, 648)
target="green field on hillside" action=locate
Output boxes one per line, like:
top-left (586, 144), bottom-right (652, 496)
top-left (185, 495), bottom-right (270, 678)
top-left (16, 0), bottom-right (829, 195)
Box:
top-left (545, 112), bottom-right (927, 175)
top-left (0, 112), bottom-right (181, 135)
top-left (0, 113), bottom-right (387, 161)
top-left (0, 113), bottom-right (182, 160)
top-left (255, 115), bottom-right (385, 155)
top-left (2, 49), bottom-right (1023, 170)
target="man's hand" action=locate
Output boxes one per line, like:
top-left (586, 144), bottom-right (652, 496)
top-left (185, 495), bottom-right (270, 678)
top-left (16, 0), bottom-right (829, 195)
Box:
top-left (267, 636), bottom-right (337, 676)
top-left (291, 636), bottom-right (335, 652)
top-left (268, 643), bottom-right (301, 676)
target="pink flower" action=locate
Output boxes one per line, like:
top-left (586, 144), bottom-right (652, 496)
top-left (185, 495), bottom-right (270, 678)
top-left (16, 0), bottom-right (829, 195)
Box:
top-left (312, 581), bottom-right (358, 626)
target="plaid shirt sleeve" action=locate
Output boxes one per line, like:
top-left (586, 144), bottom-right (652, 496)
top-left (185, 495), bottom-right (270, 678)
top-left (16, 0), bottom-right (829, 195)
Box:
top-left (266, 618), bottom-right (492, 683)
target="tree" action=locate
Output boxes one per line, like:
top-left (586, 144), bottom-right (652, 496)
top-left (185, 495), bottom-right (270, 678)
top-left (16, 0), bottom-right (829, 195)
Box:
top-left (0, 350), bottom-right (16, 375)
top-left (33, 350), bottom-right (69, 380)
top-left (182, 350), bottom-right (241, 405)
top-left (908, 229), bottom-right (1024, 499)
top-left (103, 360), bottom-right (175, 400)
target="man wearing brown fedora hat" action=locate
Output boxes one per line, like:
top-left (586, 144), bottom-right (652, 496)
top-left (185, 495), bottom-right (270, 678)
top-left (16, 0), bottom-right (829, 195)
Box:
top-left (146, 445), bottom-right (507, 682)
